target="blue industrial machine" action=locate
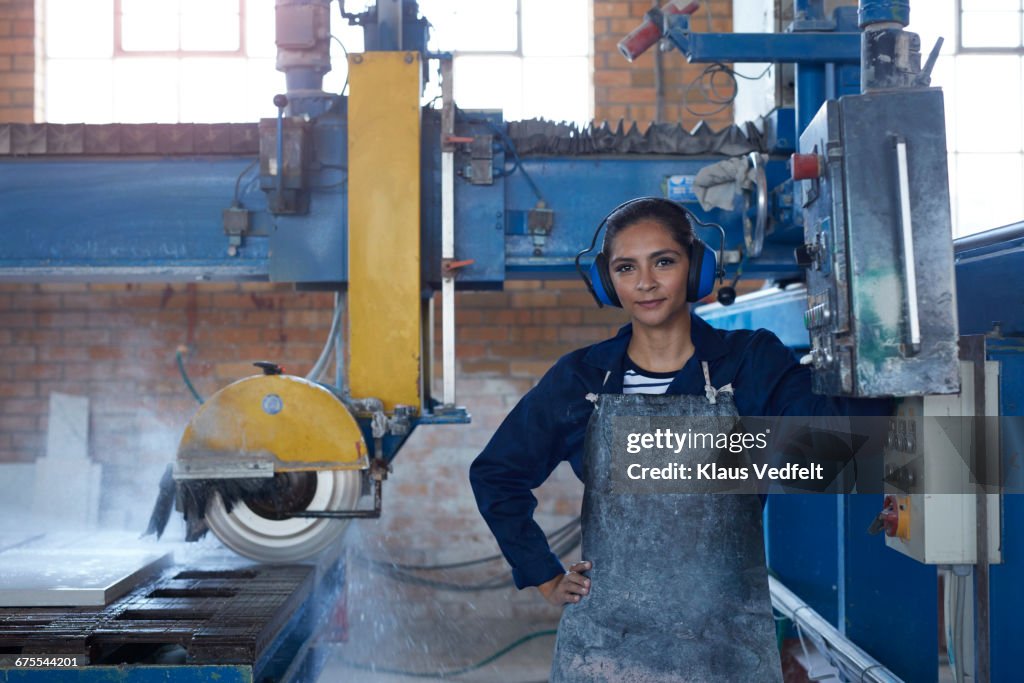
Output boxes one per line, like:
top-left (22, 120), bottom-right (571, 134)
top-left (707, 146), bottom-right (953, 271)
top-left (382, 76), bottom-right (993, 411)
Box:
top-left (1, 0), bottom-right (1021, 680)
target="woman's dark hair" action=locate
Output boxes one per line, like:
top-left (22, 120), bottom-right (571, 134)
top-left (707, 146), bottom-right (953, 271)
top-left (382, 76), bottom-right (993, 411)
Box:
top-left (602, 198), bottom-right (696, 257)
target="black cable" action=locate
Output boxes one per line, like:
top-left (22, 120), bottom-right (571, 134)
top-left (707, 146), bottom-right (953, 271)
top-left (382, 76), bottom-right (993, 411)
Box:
top-left (729, 62), bottom-right (775, 80)
top-left (175, 347), bottom-right (204, 405)
top-left (682, 62), bottom-right (773, 118)
top-left (377, 515), bottom-right (580, 571)
top-left (354, 525), bottom-right (582, 592)
top-left (360, 517), bottom-right (579, 572)
top-left (491, 125), bottom-right (543, 203)
top-left (334, 629), bottom-right (557, 679)
top-left (358, 529), bottom-right (582, 591)
top-left (454, 107), bottom-right (545, 204)
top-left (232, 158), bottom-right (259, 208)
top-left (331, 35), bottom-right (350, 96)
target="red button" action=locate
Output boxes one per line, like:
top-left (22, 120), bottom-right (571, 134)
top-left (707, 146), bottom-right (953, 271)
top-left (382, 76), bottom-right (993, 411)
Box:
top-left (791, 153), bottom-right (822, 180)
top-left (881, 494), bottom-right (899, 537)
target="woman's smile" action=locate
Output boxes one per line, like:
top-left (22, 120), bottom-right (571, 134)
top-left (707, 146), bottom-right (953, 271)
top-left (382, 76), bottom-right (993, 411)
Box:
top-left (636, 298), bottom-right (666, 309)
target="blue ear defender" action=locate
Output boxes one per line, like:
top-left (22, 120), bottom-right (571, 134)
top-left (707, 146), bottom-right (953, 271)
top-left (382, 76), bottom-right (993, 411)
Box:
top-left (575, 197), bottom-right (726, 309)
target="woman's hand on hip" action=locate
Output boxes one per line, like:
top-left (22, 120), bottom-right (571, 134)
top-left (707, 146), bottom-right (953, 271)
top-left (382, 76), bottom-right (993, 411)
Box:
top-left (537, 560), bottom-right (592, 607)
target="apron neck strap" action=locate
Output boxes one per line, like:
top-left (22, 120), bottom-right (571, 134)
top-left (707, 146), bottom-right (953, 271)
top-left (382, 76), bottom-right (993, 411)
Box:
top-left (702, 360), bottom-right (734, 404)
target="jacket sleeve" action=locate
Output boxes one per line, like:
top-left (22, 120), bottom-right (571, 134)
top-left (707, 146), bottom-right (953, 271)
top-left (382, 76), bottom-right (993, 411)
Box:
top-left (739, 329), bottom-right (892, 417)
top-left (468, 361), bottom-right (574, 590)
top-left (737, 330), bottom-right (893, 493)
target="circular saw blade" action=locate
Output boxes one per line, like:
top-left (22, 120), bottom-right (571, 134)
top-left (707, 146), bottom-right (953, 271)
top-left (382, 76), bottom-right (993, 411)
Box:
top-left (206, 469), bottom-right (361, 562)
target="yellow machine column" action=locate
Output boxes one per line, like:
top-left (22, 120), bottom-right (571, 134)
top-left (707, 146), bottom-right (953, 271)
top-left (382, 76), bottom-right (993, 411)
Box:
top-left (346, 51), bottom-right (423, 413)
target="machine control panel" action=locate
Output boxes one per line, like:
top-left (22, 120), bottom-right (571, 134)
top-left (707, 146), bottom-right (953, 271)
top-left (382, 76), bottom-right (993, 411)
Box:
top-left (797, 89), bottom-right (960, 397)
top-left (881, 360), bottom-right (1002, 565)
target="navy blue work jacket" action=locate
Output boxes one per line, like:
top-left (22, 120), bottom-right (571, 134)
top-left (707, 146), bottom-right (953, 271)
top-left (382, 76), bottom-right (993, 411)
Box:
top-left (469, 310), bottom-right (886, 590)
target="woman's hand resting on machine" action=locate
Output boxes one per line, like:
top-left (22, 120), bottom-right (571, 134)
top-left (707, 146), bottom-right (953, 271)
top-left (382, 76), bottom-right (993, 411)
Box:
top-left (537, 560), bottom-right (592, 607)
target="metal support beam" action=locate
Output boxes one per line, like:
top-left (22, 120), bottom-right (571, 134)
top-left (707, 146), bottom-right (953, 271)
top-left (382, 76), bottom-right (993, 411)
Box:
top-left (439, 57), bottom-right (456, 408)
top-left (347, 51), bottom-right (422, 411)
top-left (667, 31), bottom-right (861, 63)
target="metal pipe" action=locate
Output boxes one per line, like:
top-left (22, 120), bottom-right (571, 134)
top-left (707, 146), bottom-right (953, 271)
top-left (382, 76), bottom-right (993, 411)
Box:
top-left (965, 335), bottom-right (991, 683)
top-left (307, 291), bottom-right (344, 382)
top-left (378, 0), bottom-right (403, 51)
top-left (334, 293), bottom-right (346, 393)
top-left (769, 576), bottom-right (903, 683)
top-left (275, 101), bottom-right (285, 201)
top-left (440, 57), bottom-right (456, 408)
top-left (792, 0), bottom-right (827, 135)
top-left (858, 1), bottom-right (919, 91)
top-left (652, 0), bottom-right (664, 123)
top-left (954, 220), bottom-right (1024, 254)
top-left (795, 63), bottom-right (825, 135)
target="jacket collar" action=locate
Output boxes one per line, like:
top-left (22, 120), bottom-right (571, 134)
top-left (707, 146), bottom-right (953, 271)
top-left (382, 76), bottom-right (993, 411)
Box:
top-left (582, 309), bottom-right (728, 373)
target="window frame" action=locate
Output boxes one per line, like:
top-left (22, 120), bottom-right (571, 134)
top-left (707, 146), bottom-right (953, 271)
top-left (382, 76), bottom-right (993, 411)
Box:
top-left (450, 0), bottom-right (523, 58)
top-left (113, 0), bottom-right (248, 58)
top-left (955, 0), bottom-right (1024, 55)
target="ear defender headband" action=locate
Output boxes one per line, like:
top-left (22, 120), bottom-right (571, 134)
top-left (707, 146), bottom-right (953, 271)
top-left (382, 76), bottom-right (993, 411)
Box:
top-left (574, 197), bottom-right (726, 308)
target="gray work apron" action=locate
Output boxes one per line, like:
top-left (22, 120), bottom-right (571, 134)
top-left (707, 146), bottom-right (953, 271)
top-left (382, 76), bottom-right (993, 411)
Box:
top-left (550, 362), bottom-right (783, 682)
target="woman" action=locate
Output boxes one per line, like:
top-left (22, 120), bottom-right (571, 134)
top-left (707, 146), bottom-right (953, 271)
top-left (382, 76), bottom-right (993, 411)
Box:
top-left (469, 197), bottom-right (874, 681)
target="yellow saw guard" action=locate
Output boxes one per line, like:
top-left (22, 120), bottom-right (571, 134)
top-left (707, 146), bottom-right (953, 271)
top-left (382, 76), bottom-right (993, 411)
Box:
top-left (177, 373), bottom-right (368, 473)
top-left (175, 374), bottom-right (366, 563)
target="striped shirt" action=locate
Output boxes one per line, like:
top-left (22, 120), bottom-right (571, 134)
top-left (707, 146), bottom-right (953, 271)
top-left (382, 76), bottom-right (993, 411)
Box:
top-left (622, 355), bottom-right (682, 394)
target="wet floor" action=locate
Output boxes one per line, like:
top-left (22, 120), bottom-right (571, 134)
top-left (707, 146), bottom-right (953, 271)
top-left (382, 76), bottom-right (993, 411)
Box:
top-left (316, 523), bottom-right (563, 682)
top-left (317, 616), bottom-right (559, 683)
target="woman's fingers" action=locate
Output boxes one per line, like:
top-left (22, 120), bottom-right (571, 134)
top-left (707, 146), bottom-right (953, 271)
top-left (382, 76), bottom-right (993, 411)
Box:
top-left (559, 573), bottom-right (591, 604)
top-left (564, 572), bottom-right (590, 592)
top-left (547, 561), bottom-right (593, 606)
top-left (569, 560), bottom-right (592, 572)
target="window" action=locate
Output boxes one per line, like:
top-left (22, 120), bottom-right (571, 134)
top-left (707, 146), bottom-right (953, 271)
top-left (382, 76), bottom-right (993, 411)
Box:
top-left (117, 0), bottom-right (244, 54)
top-left (958, 0), bottom-right (1024, 52)
top-left (44, 0), bottom-right (591, 126)
top-left (419, 0), bottom-right (593, 124)
top-left (910, 0), bottom-right (1024, 236)
top-left (44, 0), bottom-right (357, 123)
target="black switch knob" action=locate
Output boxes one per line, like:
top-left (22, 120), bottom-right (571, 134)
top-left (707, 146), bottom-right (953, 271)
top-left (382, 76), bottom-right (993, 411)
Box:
top-left (794, 243), bottom-right (815, 267)
top-left (254, 361), bottom-right (283, 375)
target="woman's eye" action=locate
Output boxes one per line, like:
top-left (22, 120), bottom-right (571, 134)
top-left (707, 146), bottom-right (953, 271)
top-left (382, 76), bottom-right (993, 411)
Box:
top-left (656, 258), bottom-right (676, 267)
top-left (615, 264), bottom-right (634, 273)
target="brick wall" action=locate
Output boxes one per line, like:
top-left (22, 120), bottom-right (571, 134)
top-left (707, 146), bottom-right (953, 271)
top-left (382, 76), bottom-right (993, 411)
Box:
top-left (0, 278), bottom-right (625, 508)
top-left (0, 0), bottom-right (38, 122)
top-left (594, 0), bottom-right (734, 128)
top-left (0, 283), bottom-right (332, 524)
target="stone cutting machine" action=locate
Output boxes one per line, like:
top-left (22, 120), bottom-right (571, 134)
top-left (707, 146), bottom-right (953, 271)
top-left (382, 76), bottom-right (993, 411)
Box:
top-left (162, 7), bottom-right (471, 562)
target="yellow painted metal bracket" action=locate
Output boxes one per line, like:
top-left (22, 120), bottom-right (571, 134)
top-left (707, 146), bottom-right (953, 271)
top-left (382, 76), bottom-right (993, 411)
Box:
top-left (347, 51), bottom-right (423, 413)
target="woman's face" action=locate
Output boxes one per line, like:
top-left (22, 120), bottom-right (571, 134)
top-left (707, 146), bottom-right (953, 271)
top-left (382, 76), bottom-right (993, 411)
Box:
top-left (607, 218), bottom-right (690, 329)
